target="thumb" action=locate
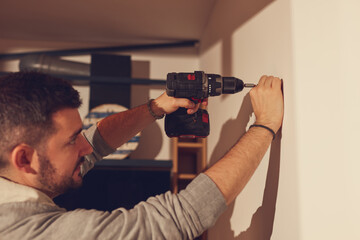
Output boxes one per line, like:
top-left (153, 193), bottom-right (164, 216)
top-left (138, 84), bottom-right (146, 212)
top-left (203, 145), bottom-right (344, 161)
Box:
top-left (173, 98), bottom-right (196, 109)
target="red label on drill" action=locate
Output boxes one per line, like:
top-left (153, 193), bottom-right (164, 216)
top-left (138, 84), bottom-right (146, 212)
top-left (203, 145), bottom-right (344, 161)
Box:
top-left (191, 97), bottom-right (202, 103)
top-left (187, 74), bottom-right (195, 80)
top-left (202, 113), bottom-right (209, 123)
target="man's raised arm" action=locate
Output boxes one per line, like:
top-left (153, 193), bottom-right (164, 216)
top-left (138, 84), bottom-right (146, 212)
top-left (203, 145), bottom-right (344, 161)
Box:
top-left (205, 75), bottom-right (284, 205)
top-left (96, 93), bottom-right (204, 149)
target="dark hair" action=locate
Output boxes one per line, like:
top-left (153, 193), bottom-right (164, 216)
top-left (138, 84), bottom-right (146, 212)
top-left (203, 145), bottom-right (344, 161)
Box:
top-left (0, 71), bottom-right (81, 167)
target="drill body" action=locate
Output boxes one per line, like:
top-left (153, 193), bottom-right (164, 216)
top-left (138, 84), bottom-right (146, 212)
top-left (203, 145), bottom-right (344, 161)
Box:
top-left (165, 71), bottom-right (248, 138)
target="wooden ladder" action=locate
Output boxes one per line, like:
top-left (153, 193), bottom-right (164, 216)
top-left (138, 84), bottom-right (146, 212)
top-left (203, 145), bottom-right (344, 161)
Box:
top-left (171, 136), bottom-right (208, 239)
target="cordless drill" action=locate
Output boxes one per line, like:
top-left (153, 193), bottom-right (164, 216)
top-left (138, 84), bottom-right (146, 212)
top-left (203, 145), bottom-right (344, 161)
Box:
top-left (165, 71), bottom-right (255, 138)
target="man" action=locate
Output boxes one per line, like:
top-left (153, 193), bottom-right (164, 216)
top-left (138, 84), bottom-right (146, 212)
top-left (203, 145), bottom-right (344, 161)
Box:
top-left (0, 71), bottom-right (283, 239)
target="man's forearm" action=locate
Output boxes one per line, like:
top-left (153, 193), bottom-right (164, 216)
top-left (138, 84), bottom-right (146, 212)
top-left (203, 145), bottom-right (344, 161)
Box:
top-left (97, 103), bottom-right (157, 149)
top-left (96, 93), bottom-right (200, 150)
top-left (205, 126), bottom-right (273, 205)
top-left (205, 75), bottom-right (284, 205)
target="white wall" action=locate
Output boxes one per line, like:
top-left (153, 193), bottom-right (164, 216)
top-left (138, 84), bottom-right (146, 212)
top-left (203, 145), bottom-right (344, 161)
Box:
top-left (200, 0), bottom-right (298, 239)
top-left (200, 0), bottom-right (360, 239)
top-left (291, 0), bottom-right (360, 239)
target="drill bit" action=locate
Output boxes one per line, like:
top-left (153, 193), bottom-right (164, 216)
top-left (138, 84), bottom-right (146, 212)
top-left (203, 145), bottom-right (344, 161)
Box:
top-left (244, 83), bottom-right (256, 88)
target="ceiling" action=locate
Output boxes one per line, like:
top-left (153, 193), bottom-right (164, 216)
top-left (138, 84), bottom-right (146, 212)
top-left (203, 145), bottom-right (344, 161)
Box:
top-left (0, 0), bottom-right (217, 46)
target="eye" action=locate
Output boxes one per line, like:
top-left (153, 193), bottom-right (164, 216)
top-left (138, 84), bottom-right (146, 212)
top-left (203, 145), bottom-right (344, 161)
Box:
top-left (69, 136), bottom-right (78, 145)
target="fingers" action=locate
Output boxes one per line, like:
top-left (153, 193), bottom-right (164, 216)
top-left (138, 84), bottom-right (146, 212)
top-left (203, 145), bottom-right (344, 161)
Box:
top-left (171, 98), bottom-right (198, 114)
top-left (174, 98), bottom-right (196, 109)
top-left (257, 75), bottom-right (268, 87)
top-left (173, 98), bottom-right (208, 115)
top-left (272, 77), bottom-right (282, 90)
top-left (156, 92), bottom-right (209, 115)
top-left (250, 75), bottom-right (284, 133)
top-left (202, 98), bottom-right (209, 106)
top-left (265, 76), bottom-right (273, 88)
top-left (187, 105), bottom-right (199, 114)
top-left (257, 75), bottom-right (281, 88)
top-left (187, 98), bottom-right (208, 114)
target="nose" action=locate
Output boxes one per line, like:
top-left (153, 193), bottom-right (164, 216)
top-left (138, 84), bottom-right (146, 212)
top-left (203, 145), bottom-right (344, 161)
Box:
top-left (79, 134), bottom-right (93, 156)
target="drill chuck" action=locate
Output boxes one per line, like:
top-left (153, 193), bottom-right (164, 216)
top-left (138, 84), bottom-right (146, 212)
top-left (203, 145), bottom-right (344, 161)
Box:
top-left (222, 77), bottom-right (244, 94)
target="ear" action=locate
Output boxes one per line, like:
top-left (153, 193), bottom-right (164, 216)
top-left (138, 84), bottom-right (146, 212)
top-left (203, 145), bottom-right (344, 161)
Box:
top-left (10, 144), bottom-right (37, 175)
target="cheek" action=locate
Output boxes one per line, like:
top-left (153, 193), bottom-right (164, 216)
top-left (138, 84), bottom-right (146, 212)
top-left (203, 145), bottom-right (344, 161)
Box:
top-left (53, 149), bottom-right (79, 174)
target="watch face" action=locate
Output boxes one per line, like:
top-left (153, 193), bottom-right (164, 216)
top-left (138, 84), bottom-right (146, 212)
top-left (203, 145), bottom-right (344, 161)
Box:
top-left (83, 104), bottom-right (141, 160)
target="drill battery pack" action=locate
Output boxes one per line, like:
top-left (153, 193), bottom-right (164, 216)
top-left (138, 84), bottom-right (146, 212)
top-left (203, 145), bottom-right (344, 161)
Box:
top-left (165, 108), bottom-right (209, 138)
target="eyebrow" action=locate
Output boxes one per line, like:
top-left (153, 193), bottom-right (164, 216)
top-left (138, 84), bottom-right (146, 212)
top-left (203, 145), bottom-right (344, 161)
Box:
top-left (69, 128), bottom-right (83, 140)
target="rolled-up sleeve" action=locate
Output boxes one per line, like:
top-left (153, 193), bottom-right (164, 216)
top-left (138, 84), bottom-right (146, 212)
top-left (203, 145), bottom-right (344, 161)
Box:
top-left (80, 124), bottom-right (115, 176)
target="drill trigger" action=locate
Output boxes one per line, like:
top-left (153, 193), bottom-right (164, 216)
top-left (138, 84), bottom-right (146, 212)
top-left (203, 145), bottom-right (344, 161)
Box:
top-left (190, 97), bottom-right (202, 104)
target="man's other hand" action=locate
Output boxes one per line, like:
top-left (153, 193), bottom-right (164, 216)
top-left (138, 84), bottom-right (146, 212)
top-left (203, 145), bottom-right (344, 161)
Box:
top-left (250, 75), bottom-right (284, 133)
top-left (153, 93), bottom-right (208, 115)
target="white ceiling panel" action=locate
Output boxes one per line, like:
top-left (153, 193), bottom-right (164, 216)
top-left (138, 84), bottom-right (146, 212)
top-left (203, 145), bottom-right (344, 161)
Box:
top-left (0, 0), bottom-right (216, 44)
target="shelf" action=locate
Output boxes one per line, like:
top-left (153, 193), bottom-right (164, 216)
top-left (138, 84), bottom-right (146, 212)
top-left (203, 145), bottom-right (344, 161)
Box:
top-left (0, 72), bottom-right (166, 86)
top-left (0, 40), bottom-right (199, 60)
top-left (177, 142), bottom-right (204, 148)
top-left (178, 173), bottom-right (197, 180)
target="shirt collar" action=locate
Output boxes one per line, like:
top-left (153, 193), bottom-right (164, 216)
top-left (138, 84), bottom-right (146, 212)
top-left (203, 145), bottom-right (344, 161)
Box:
top-left (0, 177), bottom-right (56, 207)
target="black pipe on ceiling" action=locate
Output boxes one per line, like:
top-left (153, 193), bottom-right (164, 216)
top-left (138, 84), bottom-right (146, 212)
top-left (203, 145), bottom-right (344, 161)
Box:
top-left (19, 54), bottom-right (90, 77)
top-left (0, 40), bottom-right (199, 60)
top-left (1, 54), bottom-right (166, 85)
top-left (0, 70), bottom-right (166, 85)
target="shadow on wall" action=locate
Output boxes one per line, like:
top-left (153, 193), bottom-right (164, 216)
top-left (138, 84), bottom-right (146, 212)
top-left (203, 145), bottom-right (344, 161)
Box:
top-left (208, 94), bottom-right (281, 240)
top-left (237, 130), bottom-right (281, 240)
top-left (130, 121), bottom-right (163, 159)
top-left (208, 94), bottom-right (253, 165)
top-left (129, 60), bottom-right (165, 159)
top-left (200, 0), bottom-right (275, 99)
top-left (201, 0), bottom-right (275, 53)
top-left (130, 83), bottom-right (165, 160)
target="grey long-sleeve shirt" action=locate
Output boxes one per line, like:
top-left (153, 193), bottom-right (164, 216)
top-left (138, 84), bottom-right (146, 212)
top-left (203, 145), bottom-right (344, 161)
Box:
top-left (0, 125), bottom-right (226, 239)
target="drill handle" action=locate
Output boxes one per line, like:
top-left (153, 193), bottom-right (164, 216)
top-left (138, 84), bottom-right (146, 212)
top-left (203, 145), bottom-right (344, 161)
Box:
top-left (190, 97), bottom-right (205, 104)
top-left (165, 108), bottom-right (210, 138)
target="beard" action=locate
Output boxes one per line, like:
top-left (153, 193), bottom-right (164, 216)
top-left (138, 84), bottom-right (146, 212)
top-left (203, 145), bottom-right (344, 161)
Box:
top-left (37, 154), bottom-right (83, 197)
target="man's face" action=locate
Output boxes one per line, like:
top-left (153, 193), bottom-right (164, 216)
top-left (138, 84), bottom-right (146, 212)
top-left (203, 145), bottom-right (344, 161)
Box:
top-left (36, 108), bottom-right (93, 198)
